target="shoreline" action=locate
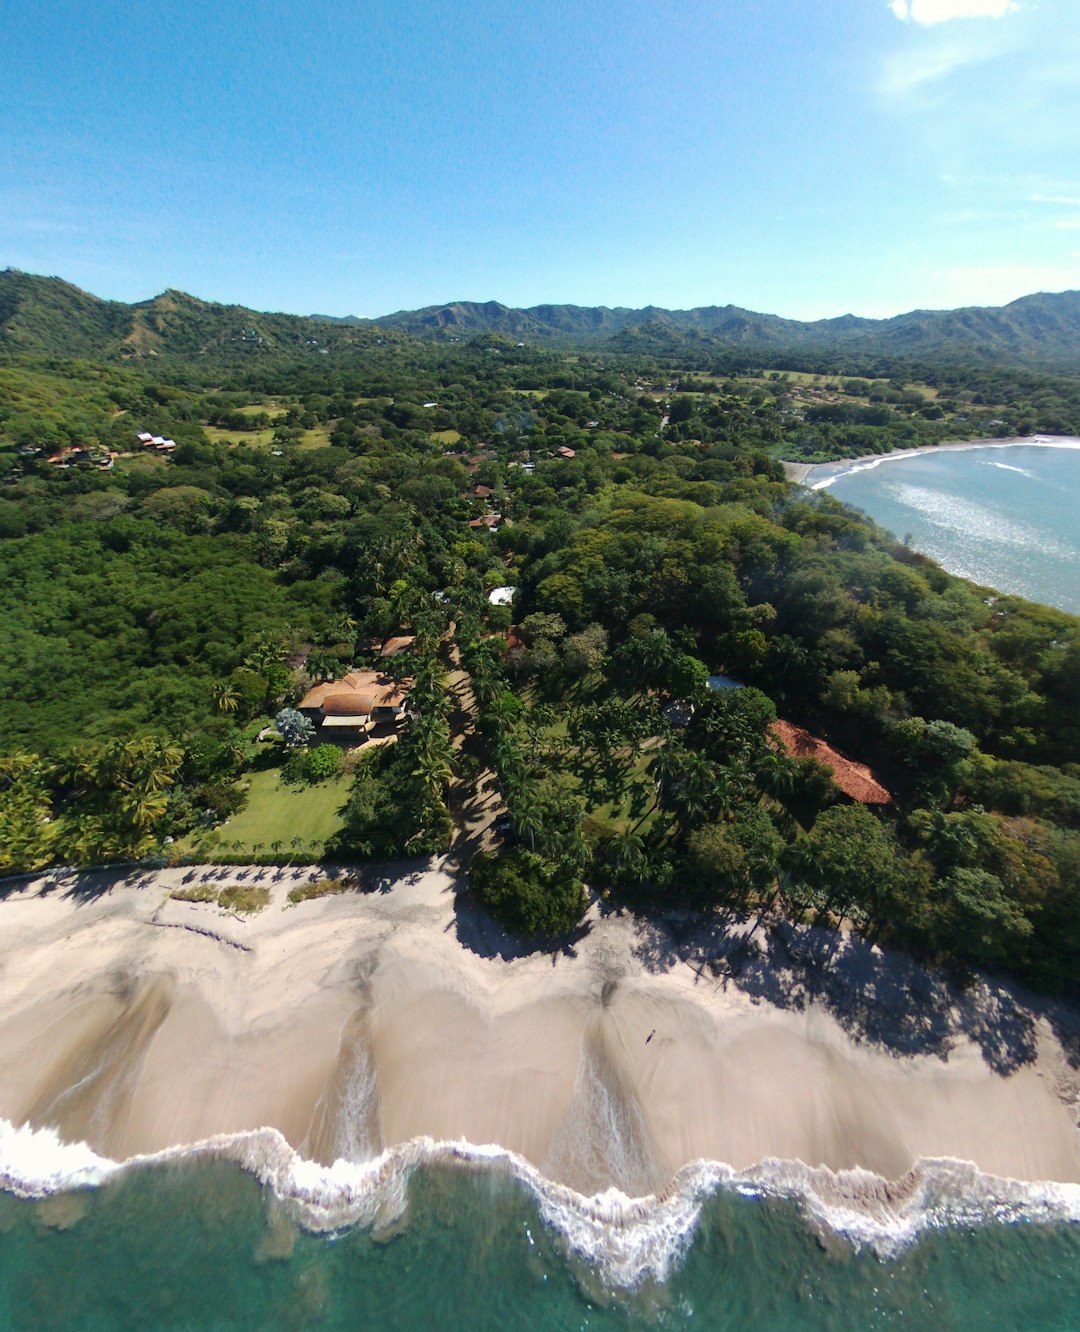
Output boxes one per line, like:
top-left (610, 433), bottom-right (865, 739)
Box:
top-left (1, 860), bottom-right (1078, 1278)
top-left (781, 433), bottom-right (1080, 487)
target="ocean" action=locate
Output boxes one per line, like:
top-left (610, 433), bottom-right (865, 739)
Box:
top-left (1, 1157), bottom-right (1080, 1329)
top-left (2, 1128), bottom-right (1080, 1329)
top-left (802, 437), bottom-right (1080, 616)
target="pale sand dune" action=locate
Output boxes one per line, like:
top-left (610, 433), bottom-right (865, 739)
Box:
top-left (0, 860), bottom-right (1077, 1198)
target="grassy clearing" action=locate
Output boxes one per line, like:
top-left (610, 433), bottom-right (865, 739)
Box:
top-left (286, 875), bottom-right (357, 904)
top-left (204, 425), bottom-right (275, 446)
top-left (563, 748), bottom-right (660, 837)
top-left (207, 767), bottom-right (352, 859)
top-left (202, 425), bottom-right (334, 450)
top-left (233, 400), bottom-right (283, 416)
top-left (431, 428), bottom-right (462, 444)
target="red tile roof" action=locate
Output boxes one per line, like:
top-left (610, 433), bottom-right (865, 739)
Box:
top-left (770, 720), bottom-right (892, 804)
top-left (323, 692), bottom-right (376, 716)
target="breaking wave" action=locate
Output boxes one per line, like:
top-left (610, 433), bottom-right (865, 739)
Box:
top-left (809, 435), bottom-right (1080, 490)
top-left (2, 1118), bottom-right (1078, 1290)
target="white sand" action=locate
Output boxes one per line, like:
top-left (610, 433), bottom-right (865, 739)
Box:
top-left (0, 860), bottom-right (1076, 1197)
top-left (782, 433), bottom-right (1080, 487)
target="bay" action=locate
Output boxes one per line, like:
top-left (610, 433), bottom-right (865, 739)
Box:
top-left (802, 438), bottom-right (1080, 615)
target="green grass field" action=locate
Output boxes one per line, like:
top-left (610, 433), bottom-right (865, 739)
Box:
top-left (208, 767), bottom-right (353, 857)
top-left (203, 424), bottom-right (334, 449)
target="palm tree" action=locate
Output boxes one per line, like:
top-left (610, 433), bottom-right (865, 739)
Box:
top-left (214, 683), bottom-right (240, 714)
top-left (606, 829), bottom-right (645, 875)
top-left (244, 641), bottom-right (282, 674)
top-left (650, 745), bottom-right (681, 803)
top-left (510, 797), bottom-right (543, 853)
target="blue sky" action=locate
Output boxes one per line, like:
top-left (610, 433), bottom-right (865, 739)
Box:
top-left (2, 0), bottom-right (1078, 318)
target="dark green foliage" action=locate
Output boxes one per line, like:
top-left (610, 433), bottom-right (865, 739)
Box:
top-left (469, 849), bottom-right (586, 937)
top-left (282, 744), bottom-right (342, 785)
top-left (1, 272), bottom-right (1079, 996)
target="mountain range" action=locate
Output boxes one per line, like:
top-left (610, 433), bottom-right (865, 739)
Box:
top-left (3, 268), bottom-right (1080, 370)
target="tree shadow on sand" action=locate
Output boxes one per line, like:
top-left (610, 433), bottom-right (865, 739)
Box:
top-left (627, 906), bottom-right (1080, 1078)
top-left (451, 884), bottom-right (590, 963)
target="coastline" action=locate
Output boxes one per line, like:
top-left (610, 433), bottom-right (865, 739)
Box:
top-left (781, 433), bottom-right (1080, 487)
top-left (1, 859), bottom-right (1078, 1281)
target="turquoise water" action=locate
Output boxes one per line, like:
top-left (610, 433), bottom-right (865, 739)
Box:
top-left (1, 1161), bottom-right (1079, 1330)
top-left (805, 439), bottom-right (1080, 615)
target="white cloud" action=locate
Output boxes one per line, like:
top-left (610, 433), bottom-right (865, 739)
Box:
top-left (890, 0), bottom-right (1018, 23)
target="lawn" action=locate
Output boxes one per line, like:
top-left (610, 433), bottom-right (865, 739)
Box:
top-left (562, 748), bottom-right (660, 837)
top-left (207, 767), bottom-right (353, 858)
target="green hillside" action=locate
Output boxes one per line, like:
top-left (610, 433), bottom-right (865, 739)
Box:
top-left (5, 269), bottom-right (1080, 370)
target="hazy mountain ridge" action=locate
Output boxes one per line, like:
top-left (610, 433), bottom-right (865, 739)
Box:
top-left (355, 293), bottom-right (1080, 366)
top-left (3, 268), bottom-right (1080, 369)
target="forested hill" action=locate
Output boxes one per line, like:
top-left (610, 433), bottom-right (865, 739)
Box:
top-left (0, 270), bottom-right (402, 365)
top-left (5, 268), bottom-right (1080, 370)
top-left (337, 291), bottom-right (1080, 369)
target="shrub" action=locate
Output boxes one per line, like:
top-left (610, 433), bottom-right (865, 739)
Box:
top-left (283, 743), bottom-right (343, 785)
top-left (218, 885), bottom-right (270, 914)
top-left (469, 849), bottom-right (586, 937)
top-left (195, 780), bottom-right (248, 820)
top-left (170, 884), bottom-right (217, 903)
top-left (304, 744), bottom-right (344, 782)
top-left (287, 875), bottom-right (357, 904)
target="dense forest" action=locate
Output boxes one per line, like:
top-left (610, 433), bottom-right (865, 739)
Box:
top-left (1, 271), bottom-right (1079, 997)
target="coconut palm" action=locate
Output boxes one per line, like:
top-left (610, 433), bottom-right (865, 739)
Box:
top-left (510, 796), bottom-right (544, 852)
top-left (606, 829), bottom-right (645, 875)
top-left (214, 683), bottom-right (240, 714)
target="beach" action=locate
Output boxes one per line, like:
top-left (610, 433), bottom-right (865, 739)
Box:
top-left (1, 860), bottom-right (1077, 1217)
top-left (781, 433), bottom-right (1080, 487)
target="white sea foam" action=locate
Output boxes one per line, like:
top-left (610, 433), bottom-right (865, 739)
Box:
top-left (808, 435), bottom-right (1080, 490)
top-left (980, 460), bottom-right (1036, 478)
top-left (3, 1118), bottom-right (1079, 1289)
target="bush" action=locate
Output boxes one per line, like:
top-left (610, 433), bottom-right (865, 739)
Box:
top-left (469, 849), bottom-right (586, 937)
top-left (282, 744), bottom-right (343, 785)
top-left (218, 885), bottom-right (270, 915)
top-left (287, 874), bottom-right (357, 904)
top-left (195, 780), bottom-right (248, 820)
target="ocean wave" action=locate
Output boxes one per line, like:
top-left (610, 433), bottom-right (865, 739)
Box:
top-left (809, 435), bottom-right (1080, 490)
top-left (2, 1119), bottom-right (1079, 1289)
top-left (979, 460), bottom-right (1036, 478)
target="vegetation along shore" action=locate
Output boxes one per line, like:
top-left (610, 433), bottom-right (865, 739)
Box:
top-left (1, 270), bottom-right (1079, 1263)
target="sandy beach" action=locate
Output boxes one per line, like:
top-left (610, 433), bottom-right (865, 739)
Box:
top-left (0, 860), bottom-right (1077, 1200)
top-left (781, 433), bottom-right (1080, 486)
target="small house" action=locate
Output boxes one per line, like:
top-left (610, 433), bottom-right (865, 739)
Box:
top-left (769, 721), bottom-right (892, 804)
top-left (298, 669), bottom-right (412, 739)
